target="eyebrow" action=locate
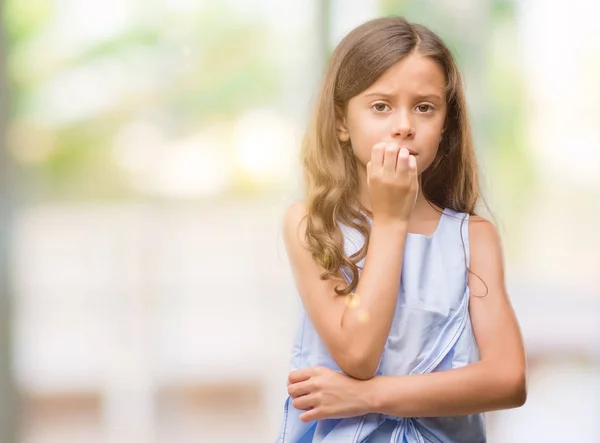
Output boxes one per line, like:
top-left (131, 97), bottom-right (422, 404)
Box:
top-left (363, 92), bottom-right (444, 102)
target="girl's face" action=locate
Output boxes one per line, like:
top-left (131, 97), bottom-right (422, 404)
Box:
top-left (337, 53), bottom-right (447, 175)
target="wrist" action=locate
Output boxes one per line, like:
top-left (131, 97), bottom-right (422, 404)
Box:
top-left (364, 376), bottom-right (408, 416)
top-left (371, 218), bottom-right (409, 233)
top-left (360, 376), bottom-right (383, 414)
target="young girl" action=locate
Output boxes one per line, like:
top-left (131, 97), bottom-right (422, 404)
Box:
top-left (277, 16), bottom-right (527, 443)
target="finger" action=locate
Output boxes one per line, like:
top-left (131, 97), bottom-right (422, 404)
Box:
top-left (408, 154), bottom-right (418, 179)
top-left (287, 380), bottom-right (312, 399)
top-left (300, 408), bottom-right (324, 423)
top-left (408, 155), bottom-right (419, 200)
top-left (288, 369), bottom-right (312, 385)
top-left (394, 147), bottom-right (410, 174)
top-left (370, 142), bottom-right (386, 170)
top-left (293, 393), bottom-right (317, 411)
top-left (383, 143), bottom-right (399, 176)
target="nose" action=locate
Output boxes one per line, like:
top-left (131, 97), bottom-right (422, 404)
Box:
top-left (391, 109), bottom-right (415, 139)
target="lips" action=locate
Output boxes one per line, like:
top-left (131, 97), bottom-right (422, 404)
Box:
top-left (396, 144), bottom-right (417, 156)
top-left (388, 143), bottom-right (417, 156)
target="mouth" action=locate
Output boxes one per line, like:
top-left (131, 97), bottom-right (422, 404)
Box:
top-left (397, 145), bottom-right (417, 156)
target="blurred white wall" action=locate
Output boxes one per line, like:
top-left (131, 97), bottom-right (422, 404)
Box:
top-left (5, 0), bottom-right (600, 442)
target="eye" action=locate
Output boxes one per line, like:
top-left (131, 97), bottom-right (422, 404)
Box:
top-left (416, 104), bottom-right (434, 113)
top-left (371, 103), bottom-right (390, 113)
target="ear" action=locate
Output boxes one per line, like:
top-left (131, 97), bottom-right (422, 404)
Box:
top-left (338, 125), bottom-right (350, 143)
top-left (335, 106), bottom-right (350, 143)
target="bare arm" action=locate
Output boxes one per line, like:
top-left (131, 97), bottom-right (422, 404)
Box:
top-left (359, 216), bottom-right (527, 416)
top-left (283, 201), bottom-right (408, 380)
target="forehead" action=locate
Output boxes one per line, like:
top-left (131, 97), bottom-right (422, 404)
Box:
top-left (362, 53), bottom-right (446, 97)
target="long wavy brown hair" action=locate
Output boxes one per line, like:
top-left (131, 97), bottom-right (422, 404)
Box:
top-left (301, 17), bottom-right (481, 295)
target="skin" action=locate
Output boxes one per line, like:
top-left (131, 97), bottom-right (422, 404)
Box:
top-left (287, 217), bottom-right (527, 421)
top-left (337, 51), bottom-right (447, 231)
top-left (286, 53), bottom-right (527, 422)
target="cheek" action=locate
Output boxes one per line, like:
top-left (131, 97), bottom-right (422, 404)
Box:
top-left (350, 144), bottom-right (370, 168)
top-left (416, 150), bottom-right (438, 175)
top-left (347, 114), bottom-right (388, 165)
top-left (415, 129), bottom-right (443, 173)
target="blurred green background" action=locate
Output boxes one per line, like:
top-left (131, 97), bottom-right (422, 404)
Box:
top-left (1, 0), bottom-right (599, 442)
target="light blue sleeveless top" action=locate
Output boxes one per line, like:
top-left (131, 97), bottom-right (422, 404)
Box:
top-left (277, 208), bottom-right (486, 443)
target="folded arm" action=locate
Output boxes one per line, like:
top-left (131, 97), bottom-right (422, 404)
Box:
top-left (288, 216), bottom-right (527, 420)
top-left (283, 201), bottom-right (408, 380)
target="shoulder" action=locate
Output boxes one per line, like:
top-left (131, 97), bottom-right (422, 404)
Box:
top-left (284, 200), bottom-right (307, 224)
top-left (283, 201), bottom-right (308, 248)
top-left (468, 215), bottom-right (505, 290)
top-left (468, 215), bottom-right (502, 250)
